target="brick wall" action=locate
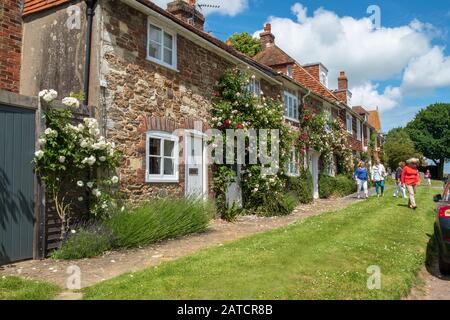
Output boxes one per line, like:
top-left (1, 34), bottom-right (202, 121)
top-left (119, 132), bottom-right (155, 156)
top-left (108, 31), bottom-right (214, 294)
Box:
top-left (0, 0), bottom-right (22, 93)
top-left (99, 0), bottom-right (281, 201)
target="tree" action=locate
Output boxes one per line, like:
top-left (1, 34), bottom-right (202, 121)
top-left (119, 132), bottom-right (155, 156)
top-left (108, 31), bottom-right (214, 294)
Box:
top-left (383, 127), bottom-right (422, 171)
top-left (227, 32), bottom-right (262, 57)
top-left (406, 103), bottom-right (450, 179)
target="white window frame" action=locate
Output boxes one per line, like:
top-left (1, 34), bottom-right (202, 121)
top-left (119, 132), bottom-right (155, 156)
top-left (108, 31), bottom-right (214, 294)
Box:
top-left (284, 91), bottom-right (299, 122)
top-left (147, 19), bottom-right (178, 71)
top-left (146, 131), bottom-right (179, 183)
top-left (286, 148), bottom-right (300, 177)
top-left (320, 71), bottom-right (328, 87)
top-left (356, 119), bottom-right (362, 141)
top-left (247, 77), bottom-right (261, 97)
top-left (346, 112), bottom-right (353, 134)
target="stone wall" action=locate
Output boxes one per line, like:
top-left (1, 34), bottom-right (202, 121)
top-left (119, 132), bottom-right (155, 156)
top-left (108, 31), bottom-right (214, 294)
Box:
top-left (99, 0), bottom-right (280, 201)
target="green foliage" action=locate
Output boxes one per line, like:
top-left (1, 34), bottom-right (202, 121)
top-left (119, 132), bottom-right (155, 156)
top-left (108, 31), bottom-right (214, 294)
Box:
top-left (319, 174), bottom-right (356, 199)
top-left (255, 193), bottom-right (297, 217)
top-left (383, 127), bottom-right (422, 170)
top-left (0, 276), bottom-right (60, 300)
top-left (287, 170), bottom-right (313, 204)
top-left (406, 103), bottom-right (450, 178)
top-left (319, 174), bottom-right (335, 199)
top-left (227, 32), bottom-right (262, 57)
top-left (333, 174), bottom-right (357, 197)
top-left (211, 69), bottom-right (293, 218)
top-left (51, 227), bottom-right (113, 260)
top-left (107, 198), bottom-right (214, 249)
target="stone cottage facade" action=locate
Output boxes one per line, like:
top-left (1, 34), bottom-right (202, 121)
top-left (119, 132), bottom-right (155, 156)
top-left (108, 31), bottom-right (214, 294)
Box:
top-left (20, 0), bottom-right (284, 201)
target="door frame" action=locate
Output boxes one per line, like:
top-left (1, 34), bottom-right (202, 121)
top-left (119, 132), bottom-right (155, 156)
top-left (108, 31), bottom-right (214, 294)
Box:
top-left (184, 129), bottom-right (208, 199)
top-left (309, 149), bottom-right (320, 200)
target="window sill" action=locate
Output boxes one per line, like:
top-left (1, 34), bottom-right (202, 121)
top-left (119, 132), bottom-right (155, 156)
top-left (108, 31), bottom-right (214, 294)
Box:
top-left (284, 116), bottom-right (300, 123)
top-left (146, 56), bottom-right (179, 73)
top-left (146, 177), bottom-right (179, 183)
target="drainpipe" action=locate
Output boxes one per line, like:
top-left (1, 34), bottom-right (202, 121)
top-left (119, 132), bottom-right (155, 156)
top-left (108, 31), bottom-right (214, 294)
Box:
top-left (83, 0), bottom-right (97, 107)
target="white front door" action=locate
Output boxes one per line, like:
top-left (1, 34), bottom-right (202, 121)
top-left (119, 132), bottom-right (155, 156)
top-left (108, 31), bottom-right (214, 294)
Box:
top-left (309, 151), bottom-right (320, 200)
top-left (185, 132), bottom-right (206, 198)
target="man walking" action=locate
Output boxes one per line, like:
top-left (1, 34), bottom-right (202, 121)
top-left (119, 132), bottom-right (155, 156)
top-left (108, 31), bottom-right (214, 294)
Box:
top-left (372, 159), bottom-right (387, 197)
top-left (393, 162), bottom-right (407, 198)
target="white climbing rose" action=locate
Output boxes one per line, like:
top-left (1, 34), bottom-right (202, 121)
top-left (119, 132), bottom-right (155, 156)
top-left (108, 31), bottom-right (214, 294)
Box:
top-left (62, 97), bottom-right (80, 109)
top-left (59, 156), bottom-right (66, 163)
top-left (86, 182), bottom-right (94, 188)
top-left (111, 176), bottom-right (119, 184)
top-left (77, 181), bottom-right (84, 187)
top-left (92, 189), bottom-right (101, 197)
top-left (39, 89), bottom-right (58, 103)
top-left (99, 156), bottom-right (106, 162)
top-left (34, 150), bottom-right (44, 159)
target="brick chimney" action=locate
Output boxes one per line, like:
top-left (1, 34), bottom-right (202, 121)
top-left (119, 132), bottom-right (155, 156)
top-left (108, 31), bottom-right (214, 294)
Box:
top-left (260, 23), bottom-right (275, 48)
top-left (338, 71), bottom-right (348, 91)
top-left (167, 0), bottom-right (205, 31)
top-left (0, 0), bottom-right (22, 93)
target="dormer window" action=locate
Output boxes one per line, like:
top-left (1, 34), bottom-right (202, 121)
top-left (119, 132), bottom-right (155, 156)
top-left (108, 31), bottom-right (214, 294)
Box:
top-left (320, 71), bottom-right (328, 87)
top-left (287, 65), bottom-right (293, 78)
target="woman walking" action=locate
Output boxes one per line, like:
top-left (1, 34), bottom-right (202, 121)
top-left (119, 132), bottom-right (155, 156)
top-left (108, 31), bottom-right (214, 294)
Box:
top-left (354, 161), bottom-right (369, 199)
top-left (393, 162), bottom-right (407, 198)
top-left (372, 159), bottom-right (387, 197)
top-left (401, 158), bottom-right (421, 210)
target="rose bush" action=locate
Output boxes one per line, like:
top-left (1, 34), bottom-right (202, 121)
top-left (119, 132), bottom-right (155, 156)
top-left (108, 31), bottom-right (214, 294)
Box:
top-left (34, 90), bottom-right (121, 240)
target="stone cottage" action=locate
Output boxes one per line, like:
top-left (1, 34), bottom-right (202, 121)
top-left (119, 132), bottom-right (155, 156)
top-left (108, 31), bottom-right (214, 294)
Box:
top-left (20, 0), bottom-right (287, 201)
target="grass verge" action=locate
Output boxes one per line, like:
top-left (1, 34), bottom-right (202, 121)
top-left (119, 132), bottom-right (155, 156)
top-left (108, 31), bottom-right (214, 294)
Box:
top-left (0, 276), bottom-right (60, 300)
top-left (83, 187), bottom-right (436, 300)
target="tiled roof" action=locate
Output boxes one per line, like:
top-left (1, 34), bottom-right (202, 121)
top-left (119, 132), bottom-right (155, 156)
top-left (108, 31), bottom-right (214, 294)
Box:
top-left (253, 45), bottom-right (295, 67)
top-left (23, 0), bottom-right (70, 16)
top-left (352, 106), bottom-right (369, 116)
top-left (368, 110), bottom-right (382, 132)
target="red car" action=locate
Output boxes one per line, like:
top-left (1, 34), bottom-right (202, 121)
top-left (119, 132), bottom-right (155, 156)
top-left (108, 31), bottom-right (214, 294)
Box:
top-left (434, 182), bottom-right (450, 275)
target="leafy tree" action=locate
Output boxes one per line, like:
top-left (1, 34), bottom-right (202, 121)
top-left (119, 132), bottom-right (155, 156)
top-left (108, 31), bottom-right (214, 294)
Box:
top-left (406, 103), bottom-right (450, 179)
top-left (383, 127), bottom-right (422, 171)
top-left (227, 32), bottom-right (262, 57)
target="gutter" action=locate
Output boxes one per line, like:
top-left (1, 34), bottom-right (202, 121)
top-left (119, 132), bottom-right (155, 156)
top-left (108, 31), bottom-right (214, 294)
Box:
top-left (83, 0), bottom-right (98, 106)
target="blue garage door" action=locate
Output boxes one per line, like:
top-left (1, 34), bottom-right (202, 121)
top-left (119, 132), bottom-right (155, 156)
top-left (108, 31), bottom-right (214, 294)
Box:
top-left (0, 105), bottom-right (35, 264)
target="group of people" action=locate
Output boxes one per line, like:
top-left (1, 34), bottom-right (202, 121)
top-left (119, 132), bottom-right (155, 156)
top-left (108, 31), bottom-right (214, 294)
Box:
top-left (353, 158), bottom-right (421, 210)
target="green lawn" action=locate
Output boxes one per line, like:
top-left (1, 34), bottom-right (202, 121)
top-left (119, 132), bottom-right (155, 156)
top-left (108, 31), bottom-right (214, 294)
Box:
top-left (0, 276), bottom-right (60, 300)
top-left (83, 187), bottom-right (437, 300)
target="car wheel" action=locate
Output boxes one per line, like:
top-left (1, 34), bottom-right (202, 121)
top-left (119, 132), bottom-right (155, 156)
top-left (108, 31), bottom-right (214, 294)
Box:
top-left (439, 255), bottom-right (450, 275)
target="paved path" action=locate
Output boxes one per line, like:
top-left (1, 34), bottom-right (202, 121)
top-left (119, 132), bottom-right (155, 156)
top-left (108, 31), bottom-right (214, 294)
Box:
top-left (0, 194), bottom-right (365, 294)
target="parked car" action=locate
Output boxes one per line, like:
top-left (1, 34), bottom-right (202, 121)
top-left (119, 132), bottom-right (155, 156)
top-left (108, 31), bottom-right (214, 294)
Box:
top-left (434, 182), bottom-right (450, 275)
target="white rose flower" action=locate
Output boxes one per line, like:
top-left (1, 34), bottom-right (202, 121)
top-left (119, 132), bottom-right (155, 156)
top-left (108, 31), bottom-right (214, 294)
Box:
top-left (111, 176), bottom-right (119, 184)
top-left (71, 229), bottom-right (77, 234)
top-left (41, 89), bottom-right (58, 102)
top-left (99, 156), bottom-right (106, 162)
top-left (82, 155), bottom-right (96, 166)
top-left (87, 182), bottom-right (94, 188)
top-left (62, 97), bottom-right (80, 109)
top-left (78, 197), bottom-right (83, 202)
top-left (38, 138), bottom-right (46, 145)
top-left (77, 181), bottom-right (84, 187)
top-left (92, 189), bottom-right (101, 197)
top-left (80, 140), bottom-right (89, 148)
top-left (59, 156), bottom-right (66, 163)
top-left (34, 150), bottom-right (44, 159)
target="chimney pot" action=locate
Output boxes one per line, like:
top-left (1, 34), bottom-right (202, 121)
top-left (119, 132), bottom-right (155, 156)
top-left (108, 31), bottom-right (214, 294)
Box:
top-left (264, 23), bottom-right (272, 32)
top-left (167, 0), bottom-right (205, 31)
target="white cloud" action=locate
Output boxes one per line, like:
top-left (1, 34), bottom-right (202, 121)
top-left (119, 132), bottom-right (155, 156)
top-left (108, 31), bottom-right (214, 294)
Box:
top-left (351, 83), bottom-right (402, 112)
top-left (254, 3), bottom-right (450, 110)
top-left (152, 0), bottom-right (248, 17)
top-left (402, 46), bottom-right (450, 93)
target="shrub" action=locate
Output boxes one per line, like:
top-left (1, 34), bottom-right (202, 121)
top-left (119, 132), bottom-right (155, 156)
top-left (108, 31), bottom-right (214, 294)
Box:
top-left (319, 174), bottom-right (336, 199)
top-left (51, 226), bottom-right (113, 260)
top-left (287, 170), bottom-right (313, 204)
top-left (255, 193), bottom-right (297, 217)
top-left (334, 174), bottom-right (357, 197)
top-left (107, 198), bottom-right (214, 249)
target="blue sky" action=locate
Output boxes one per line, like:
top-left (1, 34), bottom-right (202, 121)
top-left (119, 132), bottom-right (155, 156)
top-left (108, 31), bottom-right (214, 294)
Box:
top-left (155, 1), bottom-right (450, 133)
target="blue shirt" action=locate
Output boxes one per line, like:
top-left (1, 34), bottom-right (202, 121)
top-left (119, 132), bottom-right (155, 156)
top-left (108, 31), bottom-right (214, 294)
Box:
top-left (354, 167), bottom-right (369, 181)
